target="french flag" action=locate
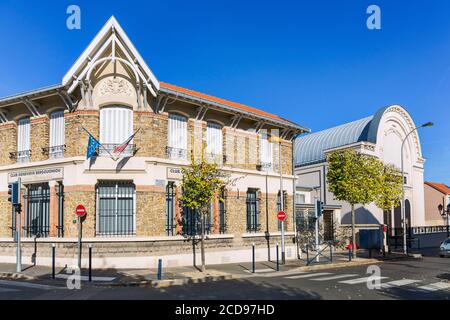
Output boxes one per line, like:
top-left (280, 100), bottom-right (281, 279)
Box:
top-left (113, 129), bottom-right (140, 155)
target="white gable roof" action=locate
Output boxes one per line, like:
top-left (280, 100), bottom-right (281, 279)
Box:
top-left (63, 16), bottom-right (159, 95)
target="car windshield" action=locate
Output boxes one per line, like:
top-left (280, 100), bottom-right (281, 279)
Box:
top-left (445, 239), bottom-right (450, 245)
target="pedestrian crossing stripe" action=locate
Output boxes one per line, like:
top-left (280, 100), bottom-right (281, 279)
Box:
top-left (380, 279), bottom-right (422, 289)
top-left (339, 276), bottom-right (388, 284)
top-left (311, 274), bottom-right (358, 281)
top-left (417, 282), bottom-right (450, 292)
top-left (285, 272), bottom-right (333, 279)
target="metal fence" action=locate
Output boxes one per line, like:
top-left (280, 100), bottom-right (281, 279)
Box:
top-left (246, 190), bottom-right (261, 232)
top-left (96, 182), bottom-right (136, 237)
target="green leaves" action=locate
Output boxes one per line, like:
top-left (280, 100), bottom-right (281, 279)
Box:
top-left (327, 149), bottom-right (403, 211)
top-left (179, 153), bottom-right (226, 214)
top-left (327, 149), bottom-right (383, 206)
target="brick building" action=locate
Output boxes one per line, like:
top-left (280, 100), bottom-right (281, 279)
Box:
top-left (0, 17), bottom-right (308, 268)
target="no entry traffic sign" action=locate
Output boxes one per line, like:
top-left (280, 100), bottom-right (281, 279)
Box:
top-left (277, 211), bottom-right (286, 222)
top-left (75, 204), bottom-right (86, 217)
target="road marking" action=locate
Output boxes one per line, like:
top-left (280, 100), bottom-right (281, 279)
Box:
top-left (380, 279), bottom-right (421, 289)
top-left (416, 282), bottom-right (450, 292)
top-left (311, 274), bottom-right (358, 281)
top-left (339, 276), bottom-right (388, 284)
top-left (0, 280), bottom-right (65, 290)
top-left (286, 272), bottom-right (333, 279)
top-left (55, 274), bottom-right (116, 282)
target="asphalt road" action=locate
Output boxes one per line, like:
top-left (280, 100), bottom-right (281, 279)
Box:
top-left (0, 256), bottom-right (448, 300)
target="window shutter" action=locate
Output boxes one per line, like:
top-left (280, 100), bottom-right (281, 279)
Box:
top-left (50, 111), bottom-right (65, 147)
top-left (17, 118), bottom-right (30, 152)
top-left (168, 114), bottom-right (187, 150)
top-left (100, 106), bottom-right (133, 144)
top-left (260, 133), bottom-right (272, 166)
top-left (206, 123), bottom-right (223, 155)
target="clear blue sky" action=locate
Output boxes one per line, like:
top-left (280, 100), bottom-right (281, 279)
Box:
top-left (0, 0), bottom-right (449, 183)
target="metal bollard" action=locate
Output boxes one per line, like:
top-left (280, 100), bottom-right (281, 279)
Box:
top-left (88, 244), bottom-right (92, 282)
top-left (157, 259), bottom-right (162, 281)
top-left (276, 243), bottom-right (280, 272)
top-left (252, 243), bottom-right (256, 274)
top-left (348, 249), bottom-right (352, 262)
top-left (52, 244), bottom-right (56, 279)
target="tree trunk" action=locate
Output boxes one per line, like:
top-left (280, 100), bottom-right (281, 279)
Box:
top-left (200, 210), bottom-right (206, 272)
top-left (351, 204), bottom-right (356, 258)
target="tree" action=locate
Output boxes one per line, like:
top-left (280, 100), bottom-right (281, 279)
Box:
top-left (327, 149), bottom-right (384, 257)
top-left (179, 152), bottom-right (227, 272)
top-left (375, 163), bottom-right (403, 227)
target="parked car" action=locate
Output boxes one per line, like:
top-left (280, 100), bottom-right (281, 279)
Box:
top-left (439, 237), bottom-right (450, 257)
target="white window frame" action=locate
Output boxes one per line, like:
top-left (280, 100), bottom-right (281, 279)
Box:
top-left (206, 122), bottom-right (223, 163)
top-left (260, 131), bottom-right (273, 171)
top-left (17, 117), bottom-right (31, 163)
top-left (167, 113), bottom-right (188, 160)
top-left (99, 106), bottom-right (134, 156)
top-left (49, 111), bottom-right (65, 159)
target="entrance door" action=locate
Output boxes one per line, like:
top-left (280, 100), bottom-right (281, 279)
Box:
top-left (25, 183), bottom-right (50, 237)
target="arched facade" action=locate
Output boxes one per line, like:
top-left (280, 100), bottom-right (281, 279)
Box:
top-left (295, 105), bottom-right (426, 230)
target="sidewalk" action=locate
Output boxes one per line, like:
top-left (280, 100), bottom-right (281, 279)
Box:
top-left (0, 250), bottom-right (391, 288)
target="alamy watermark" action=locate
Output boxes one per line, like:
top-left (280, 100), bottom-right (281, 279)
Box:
top-left (66, 265), bottom-right (82, 290)
top-left (67, 5), bottom-right (81, 30)
top-left (367, 5), bottom-right (381, 30)
top-left (366, 265), bottom-right (382, 290)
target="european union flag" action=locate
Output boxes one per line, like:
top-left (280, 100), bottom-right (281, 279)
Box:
top-left (86, 134), bottom-right (100, 160)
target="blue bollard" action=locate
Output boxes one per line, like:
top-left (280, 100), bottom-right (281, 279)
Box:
top-left (348, 249), bottom-right (352, 262)
top-left (157, 259), bottom-right (162, 280)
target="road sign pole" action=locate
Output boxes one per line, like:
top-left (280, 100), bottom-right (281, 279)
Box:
top-left (77, 216), bottom-right (81, 270)
top-left (278, 138), bottom-right (286, 265)
top-left (315, 199), bottom-right (320, 263)
top-left (16, 178), bottom-right (22, 273)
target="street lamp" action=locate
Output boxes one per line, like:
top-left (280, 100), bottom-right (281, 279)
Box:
top-left (438, 203), bottom-right (450, 238)
top-left (401, 122), bottom-right (433, 255)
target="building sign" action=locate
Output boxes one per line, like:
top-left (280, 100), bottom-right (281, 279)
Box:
top-left (8, 167), bottom-right (64, 184)
top-left (167, 167), bottom-right (183, 181)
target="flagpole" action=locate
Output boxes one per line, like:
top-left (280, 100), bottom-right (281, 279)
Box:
top-left (81, 125), bottom-right (115, 158)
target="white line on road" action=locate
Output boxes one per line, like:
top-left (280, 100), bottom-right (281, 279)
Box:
top-left (311, 274), bottom-right (358, 281)
top-left (0, 280), bottom-right (65, 290)
top-left (286, 272), bottom-right (333, 279)
top-left (416, 282), bottom-right (450, 292)
top-left (339, 276), bottom-right (388, 285)
top-left (380, 279), bottom-right (422, 289)
top-left (55, 274), bottom-right (116, 282)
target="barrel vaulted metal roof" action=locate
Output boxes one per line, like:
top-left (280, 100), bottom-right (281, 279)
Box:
top-left (294, 107), bottom-right (389, 167)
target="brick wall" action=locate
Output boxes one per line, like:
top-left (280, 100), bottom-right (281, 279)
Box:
top-left (134, 112), bottom-right (168, 158)
top-left (0, 194), bottom-right (12, 237)
top-left (65, 111), bottom-right (99, 158)
top-left (136, 186), bottom-right (166, 237)
top-left (63, 186), bottom-right (96, 238)
top-left (30, 116), bottom-right (49, 162)
top-left (0, 123), bottom-right (17, 166)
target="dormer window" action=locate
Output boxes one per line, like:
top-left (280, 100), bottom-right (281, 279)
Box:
top-left (100, 106), bottom-right (134, 157)
top-left (17, 117), bottom-right (31, 163)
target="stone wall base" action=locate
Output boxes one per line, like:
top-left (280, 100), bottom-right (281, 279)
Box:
top-left (0, 235), bottom-right (297, 269)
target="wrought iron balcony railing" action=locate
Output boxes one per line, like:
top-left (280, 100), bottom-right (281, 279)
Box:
top-left (42, 145), bottom-right (66, 159)
top-left (166, 146), bottom-right (188, 161)
top-left (10, 150), bottom-right (31, 163)
top-left (206, 153), bottom-right (225, 165)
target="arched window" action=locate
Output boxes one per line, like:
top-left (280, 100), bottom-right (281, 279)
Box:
top-left (167, 113), bottom-right (188, 160)
top-left (206, 122), bottom-right (223, 163)
top-left (17, 117), bottom-right (31, 163)
top-left (49, 111), bottom-right (65, 159)
top-left (100, 106), bottom-right (133, 156)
